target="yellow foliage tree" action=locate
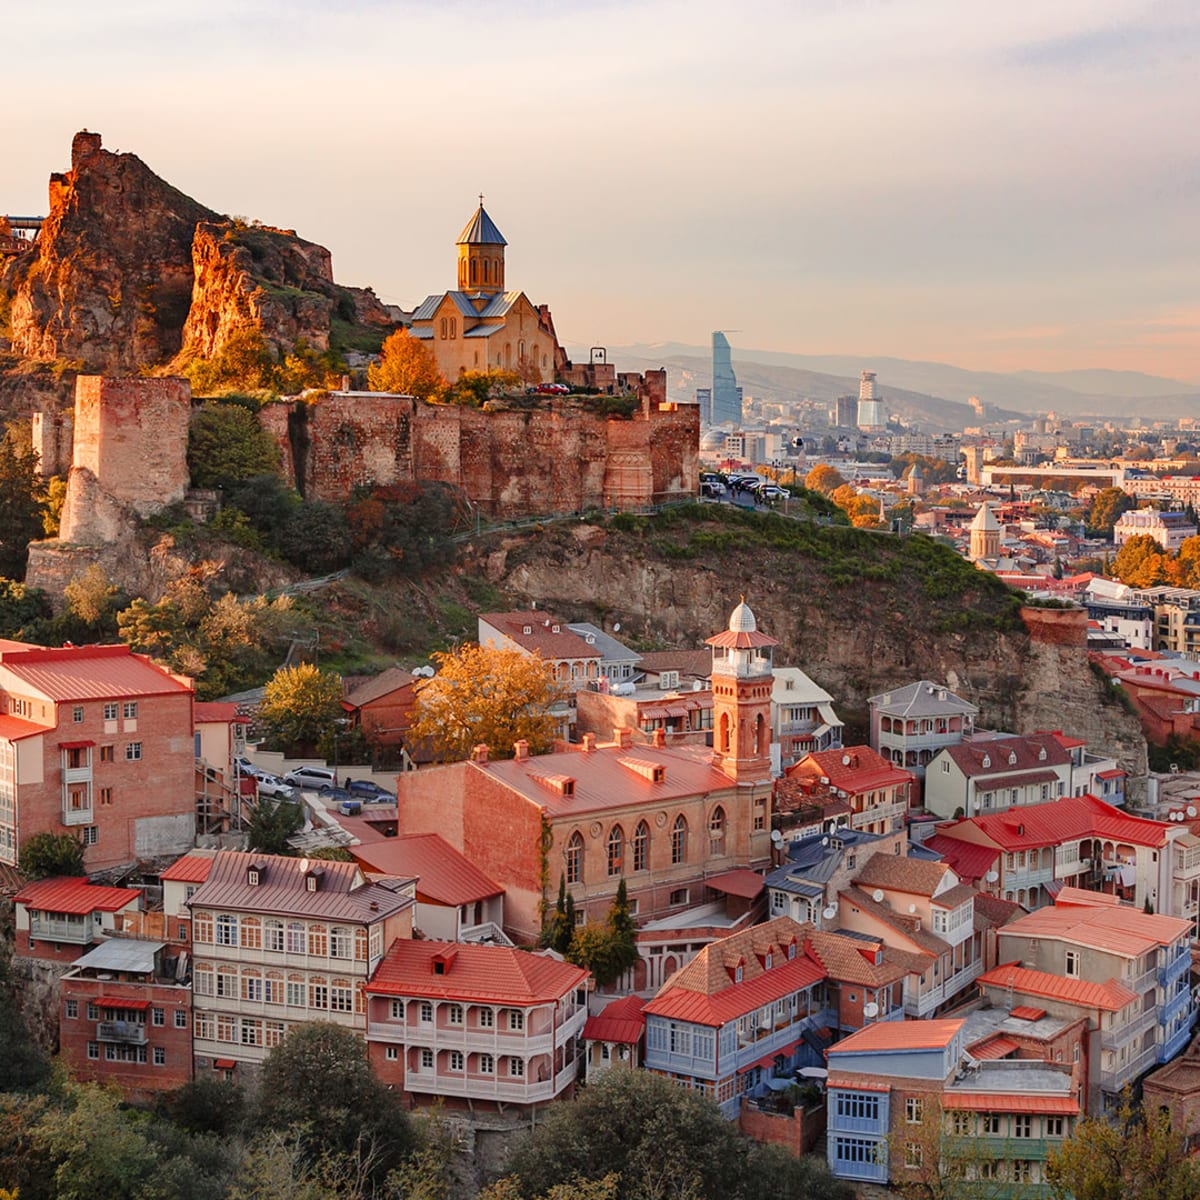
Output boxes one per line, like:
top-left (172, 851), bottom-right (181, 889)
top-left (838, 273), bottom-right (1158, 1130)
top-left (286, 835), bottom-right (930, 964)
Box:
top-left (367, 329), bottom-right (447, 401)
top-left (407, 644), bottom-right (561, 762)
top-left (1113, 533), bottom-right (1177, 588)
top-left (805, 464), bottom-right (846, 495)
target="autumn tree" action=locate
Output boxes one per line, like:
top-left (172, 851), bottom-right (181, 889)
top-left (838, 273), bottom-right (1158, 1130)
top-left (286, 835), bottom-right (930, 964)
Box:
top-left (64, 564), bottom-right (122, 632)
top-left (1046, 1100), bottom-right (1200, 1200)
top-left (804, 463), bottom-right (846, 495)
top-left (187, 401), bottom-right (281, 488)
top-left (1086, 487), bottom-right (1135, 537)
top-left (259, 663), bottom-right (344, 755)
top-left (368, 328), bottom-right (446, 400)
top-left (1113, 533), bottom-right (1176, 588)
top-left (445, 369), bottom-right (522, 407)
top-left (406, 644), bottom-right (561, 762)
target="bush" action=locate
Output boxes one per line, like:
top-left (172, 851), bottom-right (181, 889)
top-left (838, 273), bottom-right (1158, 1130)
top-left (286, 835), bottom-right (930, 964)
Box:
top-left (19, 831), bottom-right (85, 879)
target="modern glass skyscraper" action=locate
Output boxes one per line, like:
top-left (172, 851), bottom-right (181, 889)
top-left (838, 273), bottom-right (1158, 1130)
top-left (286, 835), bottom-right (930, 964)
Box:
top-left (710, 331), bottom-right (740, 425)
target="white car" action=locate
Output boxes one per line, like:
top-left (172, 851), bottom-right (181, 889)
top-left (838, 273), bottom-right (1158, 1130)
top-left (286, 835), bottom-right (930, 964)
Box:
top-left (257, 774), bottom-right (298, 799)
top-left (760, 485), bottom-right (790, 501)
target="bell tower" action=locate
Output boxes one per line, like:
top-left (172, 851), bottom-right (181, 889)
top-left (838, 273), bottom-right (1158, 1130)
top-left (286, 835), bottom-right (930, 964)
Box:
top-left (456, 199), bottom-right (507, 296)
top-left (707, 598), bottom-right (776, 785)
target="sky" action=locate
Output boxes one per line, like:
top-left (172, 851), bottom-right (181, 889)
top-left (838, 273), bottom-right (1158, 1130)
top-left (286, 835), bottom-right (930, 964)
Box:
top-left (6, 0), bottom-right (1199, 382)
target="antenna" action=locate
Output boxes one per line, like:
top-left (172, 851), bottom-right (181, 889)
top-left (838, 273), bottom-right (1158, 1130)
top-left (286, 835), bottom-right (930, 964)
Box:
top-left (771, 830), bottom-right (783, 845)
top-left (908, 903), bottom-right (917, 914)
top-left (985, 870), bottom-right (999, 883)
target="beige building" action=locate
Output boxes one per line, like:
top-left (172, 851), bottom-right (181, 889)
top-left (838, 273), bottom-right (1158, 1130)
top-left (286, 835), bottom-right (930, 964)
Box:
top-left (409, 204), bottom-right (560, 383)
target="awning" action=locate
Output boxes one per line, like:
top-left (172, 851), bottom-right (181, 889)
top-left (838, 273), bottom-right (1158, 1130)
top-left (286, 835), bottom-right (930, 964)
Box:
top-left (737, 1038), bottom-right (802, 1074)
top-left (213, 1059), bottom-right (237, 1070)
top-left (59, 740), bottom-right (95, 750)
top-left (95, 996), bottom-right (151, 1010)
top-left (706, 870), bottom-right (765, 900)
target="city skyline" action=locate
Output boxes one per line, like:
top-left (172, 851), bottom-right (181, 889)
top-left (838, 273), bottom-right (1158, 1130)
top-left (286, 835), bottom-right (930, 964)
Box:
top-left (6, 0), bottom-right (1197, 383)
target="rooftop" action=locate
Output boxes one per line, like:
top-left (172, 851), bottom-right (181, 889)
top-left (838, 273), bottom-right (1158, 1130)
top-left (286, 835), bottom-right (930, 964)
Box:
top-left (0, 643), bottom-right (192, 702)
top-left (999, 894), bottom-right (1192, 956)
top-left (479, 611), bottom-right (601, 661)
top-left (940, 732), bottom-right (1072, 779)
top-left (14, 876), bottom-right (141, 915)
top-left (583, 994), bottom-right (646, 1043)
top-left (852, 852), bottom-right (961, 900)
top-left (350, 834), bottom-right (502, 907)
top-left (787, 745), bottom-right (912, 794)
top-left (343, 667), bottom-right (418, 709)
top-left (159, 851), bottom-right (216, 885)
top-left (829, 1018), bottom-right (963, 1055)
top-left (457, 203), bottom-right (507, 246)
top-left (867, 680), bottom-right (978, 719)
top-left (978, 963), bottom-right (1138, 1011)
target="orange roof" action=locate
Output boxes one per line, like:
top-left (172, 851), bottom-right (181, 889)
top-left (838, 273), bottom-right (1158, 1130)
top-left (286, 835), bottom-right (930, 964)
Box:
top-left (365, 938), bottom-right (588, 1005)
top-left (479, 612), bottom-right (601, 661)
top-left (159, 852), bottom-right (215, 884)
top-left (0, 644), bottom-right (192, 702)
top-left (787, 745), bottom-right (913, 794)
top-left (14, 876), bottom-right (141, 915)
top-left (705, 628), bottom-right (778, 650)
top-left (1000, 895), bottom-right (1192, 956)
top-left (828, 1018), bottom-right (964, 1055)
top-left (977, 963), bottom-right (1137, 1012)
top-left (351, 834), bottom-right (502, 907)
top-left (583, 994), bottom-right (646, 1043)
top-left (944, 1093), bottom-right (1079, 1115)
top-left (967, 1035), bottom-right (1020, 1060)
top-left (705, 869), bottom-right (765, 900)
top-left (1009, 1005), bottom-right (1047, 1021)
top-left (0, 713), bottom-right (49, 741)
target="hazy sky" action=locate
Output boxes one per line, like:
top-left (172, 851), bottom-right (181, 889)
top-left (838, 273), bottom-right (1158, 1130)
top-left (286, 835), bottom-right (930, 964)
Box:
top-left (6, 0), bottom-right (1198, 381)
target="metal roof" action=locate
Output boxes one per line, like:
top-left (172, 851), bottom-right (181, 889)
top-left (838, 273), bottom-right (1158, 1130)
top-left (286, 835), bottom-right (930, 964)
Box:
top-left (456, 204), bottom-right (507, 246)
top-left (15, 877), bottom-right (141, 915)
top-left (73, 938), bottom-right (163, 973)
top-left (867, 680), bottom-right (978, 719)
top-left (351, 834), bottom-right (502, 907)
top-left (0, 644), bottom-right (191, 702)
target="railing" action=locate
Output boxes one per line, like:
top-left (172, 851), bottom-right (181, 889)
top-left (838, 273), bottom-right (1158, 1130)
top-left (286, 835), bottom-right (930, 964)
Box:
top-left (1120, 967), bottom-right (1157, 995)
top-left (1100, 1005), bottom-right (1158, 1051)
top-left (458, 921), bottom-right (514, 947)
top-left (1158, 947), bottom-right (1192, 988)
top-left (1005, 864), bottom-right (1056, 887)
top-left (97, 1020), bottom-right (147, 1045)
top-left (905, 960), bottom-right (983, 1016)
top-left (1099, 1044), bottom-right (1159, 1092)
top-left (1159, 987), bottom-right (1193, 1027)
top-left (405, 1060), bottom-right (579, 1102)
top-left (1160, 1020), bottom-right (1193, 1062)
top-left (366, 1022), bottom-right (561, 1054)
top-left (970, 1136), bottom-right (1053, 1162)
top-left (29, 917), bottom-right (91, 943)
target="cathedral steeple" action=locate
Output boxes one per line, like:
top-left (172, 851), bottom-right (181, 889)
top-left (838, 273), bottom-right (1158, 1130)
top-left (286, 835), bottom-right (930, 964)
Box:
top-left (456, 199), bottom-right (507, 295)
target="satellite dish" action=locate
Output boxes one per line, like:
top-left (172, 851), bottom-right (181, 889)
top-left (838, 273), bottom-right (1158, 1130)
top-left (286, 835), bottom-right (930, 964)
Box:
top-left (863, 1002), bottom-right (879, 1018)
top-left (771, 830), bottom-right (783, 845)
top-left (821, 837), bottom-right (829, 846)
top-left (842, 754), bottom-right (851, 766)
top-left (985, 870), bottom-right (999, 883)
top-left (822, 906), bottom-right (837, 921)
top-left (908, 903), bottom-right (917, 914)
top-left (612, 623), bottom-right (620, 632)
top-left (872, 889), bottom-right (885, 903)
top-left (1190, 806), bottom-right (1197, 818)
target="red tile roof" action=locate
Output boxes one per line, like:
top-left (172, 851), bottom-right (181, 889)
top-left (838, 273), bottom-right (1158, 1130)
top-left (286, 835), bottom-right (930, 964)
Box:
top-left (365, 938), bottom-right (588, 1005)
top-left (343, 667), bottom-right (418, 709)
top-left (944, 1093), bottom-right (1079, 1115)
top-left (853, 853), bottom-right (957, 898)
top-left (479, 612), bottom-right (601, 661)
top-left (351, 834), bottom-right (502, 907)
top-left (924, 835), bottom-right (999, 883)
top-left (193, 702), bottom-right (247, 724)
top-left (160, 853), bottom-right (215, 884)
top-left (828, 1018), bottom-right (964, 1055)
top-left (977, 963), bottom-right (1137, 1012)
top-left (14, 877), bottom-right (141, 915)
top-left (583, 994), bottom-right (646, 1043)
top-left (787, 745), bottom-right (913, 794)
top-left (942, 733), bottom-right (1071, 779)
top-left (0, 644), bottom-right (192, 701)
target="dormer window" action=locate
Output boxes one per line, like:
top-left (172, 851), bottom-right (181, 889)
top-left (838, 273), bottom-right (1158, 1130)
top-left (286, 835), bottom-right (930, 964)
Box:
top-left (552, 624), bottom-right (560, 633)
top-left (248, 870), bottom-right (259, 887)
top-left (788, 941), bottom-right (796, 959)
top-left (765, 953), bottom-right (773, 970)
top-left (1008, 751), bottom-right (1017, 765)
top-left (982, 755), bottom-right (991, 768)
top-left (735, 965), bottom-right (744, 983)
top-left (1038, 747), bottom-right (1047, 761)
top-left (305, 867), bottom-right (324, 893)
top-left (523, 625), bottom-right (532, 635)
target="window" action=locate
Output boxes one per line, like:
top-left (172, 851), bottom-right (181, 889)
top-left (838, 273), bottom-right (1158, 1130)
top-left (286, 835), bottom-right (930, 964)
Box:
top-left (906, 1097), bottom-right (923, 1124)
top-left (82, 825), bottom-right (98, 846)
top-left (904, 1143), bottom-right (923, 1169)
top-left (123, 701), bottom-right (138, 720)
top-left (478, 1007), bottom-right (494, 1028)
top-left (419, 1001), bottom-right (433, 1024)
top-left (1013, 1115), bottom-right (1033, 1138)
top-left (241, 917), bottom-right (262, 950)
top-left (286, 922), bottom-right (305, 954)
top-left (385, 1046), bottom-right (399, 1061)
top-left (309, 979), bottom-right (329, 1009)
top-left (65, 999), bottom-right (78, 1019)
top-left (241, 1019), bottom-right (262, 1046)
top-left (1046, 1117), bottom-right (1064, 1137)
top-left (507, 1009), bottom-right (524, 1032)
top-left (1065, 949), bottom-right (1079, 978)
top-left (307, 925), bottom-right (328, 957)
top-left (753, 799), bottom-right (766, 831)
top-left (72, 705), bottom-right (84, 723)
top-left (449, 1050), bottom-right (464, 1072)
top-left (216, 968), bottom-right (237, 998)
top-left (126, 742), bottom-right (142, 761)
top-left (982, 1114), bottom-right (1002, 1135)
top-left (265, 1021), bottom-right (285, 1049)
top-left (266, 920), bottom-right (284, 952)
top-left (708, 807), bottom-right (726, 856)
top-left (104, 703), bottom-right (118, 721)
top-left (152, 1007), bottom-right (164, 1027)
top-left (607, 825), bottom-right (624, 876)
top-left (242, 975), bottom-right (263, 1002)
top-left (566, 831), bottom-right (584, 885)
top-left (99, 745), bottom-right (114, 764)
top-left (216, 915), bottom-right (238, 946)
top-left (418, 1047), bottom-right (434, 1070)
top-left (86, 1041), bottom-right (99, 1060)
top-left (99, 787), bottom-right (112, 807)
top-left (447, 1004), bottom-right (464, 1025)
top-left (951, 1111), bottom-right (971, 1136)
top-left (633, 821), bottom-right (649, 871)
top-left (174, 1010), bottom-right (187, 1029)
top-left (479, 1053), bottom-right (494, 1074)
top-left (329, 927), bottom-right (353, 959)
top-left (669, 887), bottom-right (689, 906)
top-left (153, 1047), bottom-right (166, 1066)
top-left (286, 978), bottom-right (306, 1007)
top-left (330, 982), bottom-right (354, 1012)
top-left (671, 815), bottom-right (688, 864)
top-left (509, 1057), bottom-right (525, 1077)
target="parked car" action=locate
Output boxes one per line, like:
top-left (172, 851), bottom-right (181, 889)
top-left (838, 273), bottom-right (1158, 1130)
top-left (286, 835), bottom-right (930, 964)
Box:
top-left (760, 485), bottom-right (790, 501)
top-left (283, 765), bottom-right (338, 790)
top-left (338, 799), bottom-right (363, 817)
top-left (235, 757), bottom-right (267, 780)
top-left (319, 786), bottom-right (356, 805)
top-left (534, 382), bottom-right (570, 394)
top-left (257, 774), bottom-right (298, 799)
top-left (345, 779), bottom-right (396, 803)
top-left (700, 480), bottom-right (726, 499)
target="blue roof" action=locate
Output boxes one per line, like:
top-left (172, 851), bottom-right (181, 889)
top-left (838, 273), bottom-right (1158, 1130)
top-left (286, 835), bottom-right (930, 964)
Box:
top-left (457, 204), bottom-right (507, 246)
top-left (478, 291), bottom-right (521, 317)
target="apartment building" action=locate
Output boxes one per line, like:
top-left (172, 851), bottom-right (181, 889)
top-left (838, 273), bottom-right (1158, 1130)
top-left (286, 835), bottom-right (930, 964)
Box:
top-left (13, 876), bottom-right (142, 962)
top-left (642, 916), bottom-right (833, 1119)
top-left (993, 889), bottom-right (1195, 1107)
top-left (188, 850), bottom-right (415, 1075)
top-left (0, 642), bottom-right (195, 871)
top-left (781, 746), bottom-right (913, 837)
top-left (868, 681), bottom-right (978, 779)
top-left (924, 733), bottom-right (1074, 820)
top-left (364, 939), bottom-right (589, 1112)
top-left (770, 668), bottom-right (844, 769)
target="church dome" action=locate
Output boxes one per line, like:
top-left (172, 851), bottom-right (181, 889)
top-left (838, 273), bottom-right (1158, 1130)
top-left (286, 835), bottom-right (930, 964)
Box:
top-left (970, 503), bottom-right (1000, 532)
top-left (728, 598), bottom-right (757, 634)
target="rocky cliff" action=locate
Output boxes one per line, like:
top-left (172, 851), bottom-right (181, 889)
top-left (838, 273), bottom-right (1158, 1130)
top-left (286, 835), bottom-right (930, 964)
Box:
top-left (0, 131), bottom-right (394, 406)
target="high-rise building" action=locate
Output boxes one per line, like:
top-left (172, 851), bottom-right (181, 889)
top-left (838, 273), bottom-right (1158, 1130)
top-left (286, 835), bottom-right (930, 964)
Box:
top-left (856, 370), bottom-right (886, 431)
top-left (710, 332), bottom-right (740, 425)
top-left (834, 394), bottom-right (858, 428)
top-left (694, 387), bottom-right (712, 423)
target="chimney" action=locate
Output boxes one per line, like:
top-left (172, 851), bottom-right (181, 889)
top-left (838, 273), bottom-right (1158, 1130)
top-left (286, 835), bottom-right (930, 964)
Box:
top-left (616, 727), bottom-right (633, 750)
top-left (514, 739), bottom-right (529, 762)
top-left (472, 744), bottom-right (490, 764)
top-left (340, 374), bottom-right (350, 391)
top-left (653, 728), bottom-right (666, 749)
top-left (581, 733), bottom-right (596, 753)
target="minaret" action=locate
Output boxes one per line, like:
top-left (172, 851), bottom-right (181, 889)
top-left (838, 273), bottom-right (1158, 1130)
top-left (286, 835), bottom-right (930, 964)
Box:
top-left (969, 502), bottom-right (1001, 561)
top-left (706, 597), bottom-right (776, 784)
top-left (456, 199), bottom-right (507, 295)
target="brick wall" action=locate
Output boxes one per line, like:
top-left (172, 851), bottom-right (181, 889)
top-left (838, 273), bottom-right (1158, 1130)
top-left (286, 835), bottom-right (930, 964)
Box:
top-left (1021, 606), bottom-right (1088, 647)
top-left (739, 1098), bottom-right (826, 1156)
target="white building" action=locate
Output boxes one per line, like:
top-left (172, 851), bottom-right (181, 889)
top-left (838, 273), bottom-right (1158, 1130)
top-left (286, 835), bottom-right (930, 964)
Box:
top-left (1113, 509), bottom-right (1197, 552)
top-left (770, 667), bottom-right (844, 770)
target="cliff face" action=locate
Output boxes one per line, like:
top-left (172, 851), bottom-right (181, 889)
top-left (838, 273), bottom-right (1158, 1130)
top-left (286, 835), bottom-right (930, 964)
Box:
top-left (0, 131), bottom-right (394, 386)
top-left (3, 132), bottom-right (218, 373)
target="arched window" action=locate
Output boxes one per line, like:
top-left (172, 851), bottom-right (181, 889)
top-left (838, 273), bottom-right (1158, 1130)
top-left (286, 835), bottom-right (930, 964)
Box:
top-left (607, 825), bottom-right (624, 876)
top-left (450, 318), bottom-right (457, 338)
top-left (755, 712), bottom-right (768, 756)
top-left (671, 815), bottom-right (688, 865)
top-left (440, 317), bottom-right (448, 339)
top-left (709, 807), bottom-right (726, 856)
top-left (265, 919), bottom-right (284, 952)
top-left (566, 831), bottom-right (584, 885)
top-left (633, 821), bottom-right (649, 872)
top-left (471, 259), bottom-right (478, 285)
top-left (719, 712), bottom-right (731, 754)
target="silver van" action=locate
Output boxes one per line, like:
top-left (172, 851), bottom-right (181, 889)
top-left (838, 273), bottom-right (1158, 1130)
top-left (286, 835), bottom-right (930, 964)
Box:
top-left (283, 765), bottom-right (338, 790)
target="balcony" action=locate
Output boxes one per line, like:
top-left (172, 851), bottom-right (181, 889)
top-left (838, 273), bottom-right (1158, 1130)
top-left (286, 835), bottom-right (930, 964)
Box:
top-left (1157, 946), bottom-right (1192, 988)
top-left (851, 801), bottom-right (907, 830)
top-left (1099, 1044), bottom-right (1159, 1092)
top-left (366, 1007), bottom-right (585, 1055)
top-left (1120, 967), bottom-right (1157, 996)
top-left (1160, 1020), bottom-right (1193, 1063)
top-left (1159, 987), bottom-right (1193, 1028)
top-left (904, 960), bottom-right (983, 1017)
top-left (97, 1020), bottom-right (147, 1045)
top-left (972, 1136), bottom-right (1053, 1162)
top-left (406, 1059), bottom-right (579, 1104)
top-left (1100, 1005), bottom-right (1158, 1052)
top-left (29, 916), bottom-right (92, 944)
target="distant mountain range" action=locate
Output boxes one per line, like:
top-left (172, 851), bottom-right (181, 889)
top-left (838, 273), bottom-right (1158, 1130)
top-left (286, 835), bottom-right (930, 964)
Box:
top-left (571, 342), bottom-right (1200, 431)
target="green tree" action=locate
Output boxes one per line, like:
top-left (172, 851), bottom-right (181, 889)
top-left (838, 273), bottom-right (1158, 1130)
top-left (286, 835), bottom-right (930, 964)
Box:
top-left (0, 430), bottom-right (48, 579)
top-left (542, 875), bottom-right (573, 953)
top-left (444, 369), bottom-right (522, 407)
top-left (276, 502), bottom-right (352, 574)
top-left (259, 663), bottom-right (344, 754)
top-left (187, 402), bottom-right (281, 488)
top-left (1046, 1101), bottom-right (1200, 1200)
top-left (19, 831), bottom-right (84, 879)
top-left (1086, 487), bottom-right (1135, 537)
top-left (406, 644), bottom-right (561, 763)
top-left (247, 797), bottom-right (305, 856)
top-left (367, 329), bottom-right (446, 401)
top-left (0, 578), bottom-right (51, 638)
top-left (565, 882), bottom-right (639, 986)
top-left (257, 1022), bottom-right (413, 1181)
